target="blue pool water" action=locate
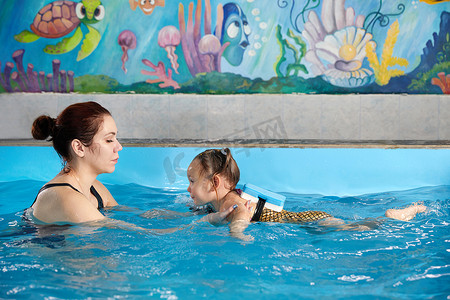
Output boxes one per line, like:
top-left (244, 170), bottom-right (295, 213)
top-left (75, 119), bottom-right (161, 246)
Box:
top-left (0, 180), bottom-right (449, 299)
top-left (0, 146), bottom-right (450, 299)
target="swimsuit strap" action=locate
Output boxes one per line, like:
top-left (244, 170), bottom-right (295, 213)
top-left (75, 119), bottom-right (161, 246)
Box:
top-left (250, 197), bottom-right (266, 222)
top-left (31, 183), bottom-right (80, 208)
top-left (90, 185), bottom-right (104, 209)
top-left (32, 183), bottom-right (104, 209)
top-left (40, 182), bottom-right (81, 192)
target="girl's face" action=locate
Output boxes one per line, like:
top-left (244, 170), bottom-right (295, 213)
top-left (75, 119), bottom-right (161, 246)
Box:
top-left (187, 159), bottom-right (216, 206)
top-left (85, 115), bottom-right (123, 174)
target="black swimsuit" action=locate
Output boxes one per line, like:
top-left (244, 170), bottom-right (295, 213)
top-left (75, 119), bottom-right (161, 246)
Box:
top-left (32, 183), bottom-right (104, 209)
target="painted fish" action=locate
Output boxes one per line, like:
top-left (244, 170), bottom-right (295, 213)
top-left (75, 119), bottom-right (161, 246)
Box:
top-left (129, 0), bottom-right (164, 15)
top-left (419, 0), bottom-right (450, 4)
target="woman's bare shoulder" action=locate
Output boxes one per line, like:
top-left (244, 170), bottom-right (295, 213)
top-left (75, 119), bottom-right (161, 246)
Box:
top-left (32, 186), bottom-right (88, 223)
top-left (92, 180), bottom-right (118, 207)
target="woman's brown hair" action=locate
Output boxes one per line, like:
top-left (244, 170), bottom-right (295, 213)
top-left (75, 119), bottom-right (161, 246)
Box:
top-left (31, 101), bottom-right (111, 163)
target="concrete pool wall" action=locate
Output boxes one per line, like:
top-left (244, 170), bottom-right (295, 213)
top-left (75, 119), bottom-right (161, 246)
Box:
top-left (0, 93), bottom-right (449, 146)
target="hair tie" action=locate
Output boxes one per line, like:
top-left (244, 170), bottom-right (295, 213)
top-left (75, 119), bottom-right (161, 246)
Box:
top-left (220, 148), bottom-right (227, 155)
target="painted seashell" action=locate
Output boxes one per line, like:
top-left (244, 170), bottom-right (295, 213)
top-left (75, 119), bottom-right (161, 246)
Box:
top-left (313, 26), bottom-right (374, 87)
top-left (322, 68), bottom-right (374, 88)
top-left (316, 26), bottom-right (372, 70)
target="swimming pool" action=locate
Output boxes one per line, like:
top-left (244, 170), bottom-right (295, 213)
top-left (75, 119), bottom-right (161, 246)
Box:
top-left (0, 146), bottom-right (449, 299)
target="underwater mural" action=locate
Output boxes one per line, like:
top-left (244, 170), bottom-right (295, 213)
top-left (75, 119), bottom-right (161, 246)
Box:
top-left (0, 0), bottom-right (448, 94)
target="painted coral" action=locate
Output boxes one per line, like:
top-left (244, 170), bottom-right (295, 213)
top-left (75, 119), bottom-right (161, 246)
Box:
top-left (366, 20), bottom-right (408, 86)
top-left (177, 0), bottom-right (228, 75)
top-left (142, 0), bottom-right (228, 90)
top-left (0, 49), bottom-right (74, 93)
top-left (431, 72), bottom-right (450, 94)
top-left (141, 59), bottom-right (180, 89)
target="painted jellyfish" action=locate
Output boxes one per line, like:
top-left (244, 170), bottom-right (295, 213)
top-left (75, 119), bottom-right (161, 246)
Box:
top-left (198, 35), bottom-right (222, 72)
top-left (158, 26), bottom-right (181, 74)
top-left (118, 30), bottom-right (137, 74)
top-left (220, 3), bottom-right (251, 66)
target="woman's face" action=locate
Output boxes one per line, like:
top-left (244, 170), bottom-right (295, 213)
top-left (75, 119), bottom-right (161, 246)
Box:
top-left (187, 159), bottom-right (216, 206)
top-left (85, 115), bottom-right (122, 174)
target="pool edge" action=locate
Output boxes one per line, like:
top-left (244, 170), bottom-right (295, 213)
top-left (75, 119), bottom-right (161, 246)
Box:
top-left (1, 138), bottom-right (449, 149)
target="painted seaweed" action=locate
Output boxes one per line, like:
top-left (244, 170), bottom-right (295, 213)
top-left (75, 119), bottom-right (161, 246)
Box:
top-left (274, 25), bottom-right (308, 77)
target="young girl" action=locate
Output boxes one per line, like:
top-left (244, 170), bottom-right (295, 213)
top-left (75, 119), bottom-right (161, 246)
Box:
top-left (187, 148), bottom-right (427, 236)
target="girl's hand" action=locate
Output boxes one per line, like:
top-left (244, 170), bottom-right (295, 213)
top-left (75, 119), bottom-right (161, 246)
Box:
top-left (242, 200), bottom-right (253, 221)
top-left (202, 204), bottom-right (238, 226)
top-left (206, 200), bottom-right (253, 226)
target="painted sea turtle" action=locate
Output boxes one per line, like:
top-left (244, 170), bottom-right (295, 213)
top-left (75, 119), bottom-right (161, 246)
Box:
top-left (14, 0), bottom-right (105, 61)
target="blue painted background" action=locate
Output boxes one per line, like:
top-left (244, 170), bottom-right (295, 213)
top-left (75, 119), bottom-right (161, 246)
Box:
top-left (1, 146), bottom-right (449, 196)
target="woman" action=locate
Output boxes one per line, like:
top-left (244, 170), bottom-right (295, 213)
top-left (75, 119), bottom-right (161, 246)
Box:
top-left (29, 101), bottom-right (122, 224)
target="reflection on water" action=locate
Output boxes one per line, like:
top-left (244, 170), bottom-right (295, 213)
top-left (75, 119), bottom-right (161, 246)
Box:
top-left (0, 182), bottom-right (449, 299)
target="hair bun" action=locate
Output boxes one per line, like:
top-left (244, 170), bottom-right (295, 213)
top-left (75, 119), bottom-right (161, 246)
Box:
top-left (31, 115), bottom-right (56, 140)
